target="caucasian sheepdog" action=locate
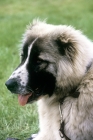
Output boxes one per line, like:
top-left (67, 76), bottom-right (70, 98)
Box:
top-left (5, 20), bottom-right (93, 140)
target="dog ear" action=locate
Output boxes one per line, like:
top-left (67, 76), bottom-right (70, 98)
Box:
top-left (56, 36), bottom-right (77, 62)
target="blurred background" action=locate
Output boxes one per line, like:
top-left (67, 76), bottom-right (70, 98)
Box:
top-left (0, 0), bottom-right (93, 139)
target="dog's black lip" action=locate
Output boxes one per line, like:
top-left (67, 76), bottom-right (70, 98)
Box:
top-left (16, 84), bottom-right (50, 104)
top-left (26, 93), bottom-right (37, 103)
top-left (17, 90), bottom-right (39, 104)
top-left (26, 87), bottom-right (45, 104)
top-left (20, 93), bottom-right (32, 96)
top-left (27, 93), bottom-right (43, 104)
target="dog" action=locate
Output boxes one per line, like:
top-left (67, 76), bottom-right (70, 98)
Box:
top-left (5, 19), bottom-right (93, 140)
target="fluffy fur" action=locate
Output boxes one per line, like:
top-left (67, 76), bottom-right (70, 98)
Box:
top-left (5, 20), bottom-right (93, 140)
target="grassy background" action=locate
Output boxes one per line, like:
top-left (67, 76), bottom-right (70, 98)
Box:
top-left (0, 0), bottom-right (93, 139)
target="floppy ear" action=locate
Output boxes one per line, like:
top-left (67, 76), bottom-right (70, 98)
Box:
top-left (56, 36), bottom-right (77, 62)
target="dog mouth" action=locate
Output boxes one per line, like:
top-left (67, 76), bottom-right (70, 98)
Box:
top-left (18, 93), bottom-right (32, 106)
top-left (5, 78), bottom-right (46, 106)
top-left (5, 75), bottom-right (55, 106)
top-left (18, 86), bottom-right (45, 106)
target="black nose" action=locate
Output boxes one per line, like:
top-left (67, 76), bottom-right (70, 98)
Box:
top-left (5, 78), bottom-right (19, 93)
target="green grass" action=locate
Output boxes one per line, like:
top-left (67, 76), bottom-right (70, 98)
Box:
top-left (0, 0), bottom-right (93, 139)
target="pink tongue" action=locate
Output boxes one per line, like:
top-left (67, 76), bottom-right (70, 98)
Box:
top-left (18, 94), bottom-right (32, 106)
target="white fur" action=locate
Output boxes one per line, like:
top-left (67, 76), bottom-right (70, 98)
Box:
top-left (9, 59), bottom-right (28, 87)
top-left (26, 21), bottom-right (93, 140)
top-left (8, 20), bottom-right (93, 140)
top-left (9, 40), bottom-right (37, 89)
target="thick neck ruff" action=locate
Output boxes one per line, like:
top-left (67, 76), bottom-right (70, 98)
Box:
top-left (59, 61), bottom-right (93, 140)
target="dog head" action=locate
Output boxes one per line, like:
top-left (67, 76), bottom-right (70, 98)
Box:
top-left (5, 20), bottom-right (93, 105)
